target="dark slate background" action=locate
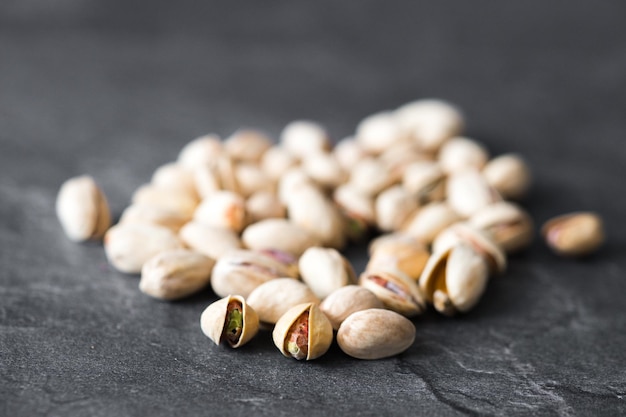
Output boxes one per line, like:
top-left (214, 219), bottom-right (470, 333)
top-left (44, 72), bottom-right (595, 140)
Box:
top-left (1, 1), bottom-right (625, 416)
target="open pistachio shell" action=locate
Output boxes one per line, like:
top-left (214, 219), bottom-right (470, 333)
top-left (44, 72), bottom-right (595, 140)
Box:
top-left (272, 303), bottom-right (333, 361)
top-left (469, 201), bottom-right (534, 253)
top-left (359, 268), bottom-right (425, 317)
top-left (320, 286), bottom-right (384, 330)
top-left (542, 212), bottom-right (604, 257)
top-left (247, 278), bottom-right (320, 325)
top-left (299, 247), bottom-right (357, 300)
top-left (419, 243), bottom-right (489, 315)
top-left (200, 295), bottom-right (259, 348)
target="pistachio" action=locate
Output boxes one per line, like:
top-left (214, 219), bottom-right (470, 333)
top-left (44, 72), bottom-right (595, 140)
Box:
top-left (260, 146), bottom-right (299, 181)
top-left (542, 212), bottom-right (604, 257)
top-left (402, 161), bottom-right (446, 204)
top-left (379, 142), bottom-right (432, 179)
top-left (439, 137), bottom-right (489, 174)
top-left (245, 191), bottom-right (286, 224)
top-left (333, 184), bottom-right (376, 227)
top-left (210, 249), bottom-right (299, 298)
top-left (375, 185), bottom-right (419, 232)
top-left (446, 170), bottom-right (501, 218)
top-left (337, 309), bottom-right (416, 360)
top-left (281, 120), bottom-right (331, 159)
top-left (277, 167), bottom-right (316, 205)
top-left (395, 99), bottom-right (464, 153)
top-left (483, 154), bottom-right (531, 200)
top-left (193, 190), bottom-right (246, 232)
top-left (419, 243), bottom-right (489, 315)
top-left (319, 286), bottom-right (384, 330)
top-left (179, 221), bottom-right (242, 260)
top-left (333, 138), bottom-right (367, 171)
top-left (272, 303), bottom-right (333, 361)
top-left (104, 223), bottom-right (184, 274)
top-left (151, 162), bottom-right (199, 199)
top-left (177, 134), bottom-right (223, 171)
top-left (469, 202), bottom-right (534, 253)
top-left (302, 152), bottom-right (347, 189)
top-left (241, 218), bottom-right (319, 257)
top-left (247, 278), bottom-right (320, 325)
top-left (194, 164), bottom-right (222, 198)
top-left (359, 268), bottom-right (425, 317)
top-left (120, 204), bottom-right (188, 232)
top-left (299, 247), bottom-right (356, 300)
top-left (356, 111), bottom-right (406, 154)
top-left (349, 157), bottom-right (398, 196)
top-left (224, 129), bottom-right (272, 163)
top-left (132, 184), bottom-right (198, 219)
top-left (56, 175), bottom-right (111, 242)
top-left (402, 202), bottom-right (460, 244)
top-left (200, 295), bottom-right (259, 348)
top-left (139, 249), bottom-right (215, 300)
top-left (367, 233), bottom-right (430, 281)
top-left (234, 163), bottom-right (274, 198)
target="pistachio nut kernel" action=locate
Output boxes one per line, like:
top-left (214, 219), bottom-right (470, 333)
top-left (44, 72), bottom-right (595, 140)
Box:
top-left (247, 278), bottom-right (319, 326)
top-left (299, 247), bottom-right (357, 300)
top-left (320, 286), bottom-right (384, 330)
top-left (359, 269), bottom-right (426, 317)
top-left (272, 303), bottom-right (333, 361)
top-left (200, 295), bottom-right (259, 348)
top-left (542, 212), bottom-right (604, 257)
top-left (419, 243), bottom-right (489, 316)
top-left (482, 154), bottom-right (532, 200)
top-left (469, 201), bottom-right (534, 253)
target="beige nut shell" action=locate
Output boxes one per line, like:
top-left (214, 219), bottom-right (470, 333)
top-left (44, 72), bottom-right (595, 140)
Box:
top-left (320, 286), bottom-right (384, 330)
top-left (247, 278), bottom-right (320, 325)
top-left (272, 303), bottom-right (333, 361)
top-left (242, 219), bottom-right (319, 257)
top-left (299, 247), bottom-right (356, 300)
top-left (200, 295), bottom-right (259, 348)
top-left (359, 269), bottom-right (425, 317)
top-left (542, 212), bottom-right (604, 257)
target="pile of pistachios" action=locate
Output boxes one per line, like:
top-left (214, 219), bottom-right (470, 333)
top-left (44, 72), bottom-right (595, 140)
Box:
top-left (56, 99), bottom-right (605, 361)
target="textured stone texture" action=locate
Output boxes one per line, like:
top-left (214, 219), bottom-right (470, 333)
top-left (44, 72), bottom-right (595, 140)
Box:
top-left (1, 1), bottom-right (626, 416)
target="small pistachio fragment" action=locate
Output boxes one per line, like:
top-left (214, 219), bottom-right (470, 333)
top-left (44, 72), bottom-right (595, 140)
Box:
top-left (224, 129), bottom-right (272, 163)
top-left (402, 202), bottom-right (461, 245)
top-left (245, 191), bottom-right (286, 224)
top-left (320, 286), bottom-right (384, 330)
top-left (482, 154), bottom-right (532, 200)
top-left (272, 303), bottom-right (333, 361)
top-left (337, 309), bottom-right (416, 360)
top-left (359, 269), bottom-right (425, 317)
top-left (139, 249), bottom-right (215, 300)
top-left (299, 247), bottom-right (357, 300)
top-left (439, 137), bottom-right (489, 174)
top-left (402, 161), bottom-right (446, 205)
top-left (247, 278), bottom-right (320, 325)
top-left (281, 120), bottom-right (331, 159)
top-left (56, 175), bottom-right (111, 242)
top-left (241, 219), bottom-right (319, 257)
top-left (193, 190), bottom-right (247, 232)
top-left (356, 111), bottom-right (407, 154)
top-left (302, 152), bottom-right (347, 189)
top-left (210, 249), bottom-right (299, 298)
top-left (132, 184), bottom-right (198, 219)
top-left (151, 162), bottom-right (198, 199)
top-left (469, 202), bottom-right (534, 253)
top-left (120, 204), bottom-right (189, 232)
top-left (446, 170), bottom-right (502, 218)
top-left (542, 212), bottom-right (604, 257)
top-left (333, 138), bottom-right (367, 171)
top-left (260, 146), bottom-right (299, 181)
top-left (375, 185), bottom-right (419, 232)
top-left (104, 223), bottom-right (184, 274)
top-left (200, 295), bottom-right (259, 348)
top-left (349, 157), bottom-right (399, 197)
top-left (367, 233), bottom-right (430, 281)
top-left (179, 221), bottom-right (242, 260)
top-left (177, 134), bottom-right (223, 171)
top-left (419, 243), bottom-right (489, 315)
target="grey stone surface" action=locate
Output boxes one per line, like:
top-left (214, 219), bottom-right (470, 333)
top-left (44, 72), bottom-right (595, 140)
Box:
top-left (1, 1), bottom-right (626, 416)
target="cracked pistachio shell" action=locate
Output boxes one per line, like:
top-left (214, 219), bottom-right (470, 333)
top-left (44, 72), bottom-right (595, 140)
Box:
top-left (439, 137), bottom-right (489, 174)
top-left (177, 134), bottom-right (223, 171)
top-left (224, 129), bottom-right (272, 163)
top-left (272, 303), bottom-right (333, 361)
top-left (367, 234), bottom-right (430, 281)
top-left (419, 243), bottom-right (489, 315)
top-left (302, 152), bottom-right (347, 189)
top-left (261, 146), bottom-right (299, 181)
top-left (200, 295), bottom-right (259, 348)
top-left (469, 201), bottom-right (534, 253)
top-left (286, 185), bottom-right (346, 249)
top-left (104, 223), bottom-right (184, 274)
top-left (245, 191), bottom-right (286, 224)
top-left (337, 308), bottom-right (416, 360)
top-left (139, 249), bottom-right (215, 300)
top-left (333, 138), bottom-right (367, 171)
top-left (402, 161), bottom-right (446, 204)
top-left (281, 120), bottom-right (331, 159)
top-left (483, 154), bottom-right (532, 200)
top-left (432, 222), bottom-right (507, 274)
top-left (193, 190), bottom-right (246, 232)
top-left (320, 286), bottom-right (384, 330)
top-left (179, 221), bottom-right (242, 260)
top-left (356, 111), bottom-right (407, 154)
top-left (247, 278), bottom-right (320, 325)
top-left (375, 185), bottom-right (419, 232)
top-left (120, 204), bottom-right (189, 233)
top-left (235, 163), bottom-right (274, 198)
top-left (299, 247), bottom-right (357, 300)
top-left (242, 218), bottom-right (319, 257)
top-left (402, 202), bottom-right (461, 244)
top-left (359, 268), bottom-right (426, 317)
top-left (395, 99), bottom-right (464, 153)
top-left (542, 212), bottom-right (604, 257)
top-left (446, 170), bottom-right (502, 218)
top-left (151, 162), bottom-right (199, 199)
top-left (56, 175), bottom-right (111, 242)
top-left (210, 249), bottom-right (299, 298)
top-left (132, 184), bottom-right (199, 219)
top-left (349, 157), bottom-right (399, 197)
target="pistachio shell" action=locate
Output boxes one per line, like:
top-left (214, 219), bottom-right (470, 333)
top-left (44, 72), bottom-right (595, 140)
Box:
top-left (349, 157), bottom-right (398, 196)
top-left (235, 163), bottom-right (274, 198)
top-left (281, 120), bottom-right (331, 159)
top-left (241, 219), bottom-right (319, 257)
top-left (194, 165), bottom-right (222, 198)
top-left (277, 167), bottom-right (316, 205)
top-left (224, 129), bottom-right (272, 163)
top-left (356, 111), bottom-right (406, 154)
top-left (132, 184), bottom-right (198, 219)
top-left (245, 191), bottom-right (286, 224)
top-left (120, 203), bottom-right (188, 232)
top-left (179, 221), bottom-right (242, 260)
top-left (542, 212), bottom-right (604, 257)
top-left (177, 134), bottom-right (223, 170)
top-left (469, 201), bottom-right (534, 253)
top-left (151, 162), bottom-right (198, 199)
top-left (200, 295), bottom-right (259, 348)
top-left (402, 161), bottom-right (446, 204)
top-left (299, 247), bottom-right (356, 300)
top-left (337, 309), bottom-right (416, 360)
top-left (261, 146), bottom-right (299, 181)
top-left (139, 249), bottom-right (215, 300)
top-left (367, 234), bottom-right (430, 281)
top-left (320, 286), bottom-right (384, 330)
top-left (247, 278), bottom-right (320, 325)
top-left (483, 154), bottom-right (532, 200)
top-left (446, 170), bottom-right (501, 218)
top-left (359, 268), bottom-right (425, 317)
top-left (272, 303), bottom-right (333, 360)
top-left (193, 190), bottom-right (246, 232)
top-left (375, 185), bottom-right (419, 232)
top-left (302, 152), bottom-right (347, 189)
top-left (333, 138), bottom-right (367, 171)
top-left (333, 184), bottom-right (376, 226)
top-left (56, 175), bottom-right (111, 242)
top-left (402, 202), bottom-right (461, 244)
top-left (439, 137), bottom-right (489, 174)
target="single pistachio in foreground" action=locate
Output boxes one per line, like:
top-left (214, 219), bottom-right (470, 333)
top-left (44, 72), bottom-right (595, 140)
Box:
top-left (320, 286), bottom-right (384, 330)
top-left (542, 212), bottom-right (604, 257)
top-left (200, 295), bottom-right (259, 348)
top-left (272, 303), bottom-right (333, 361)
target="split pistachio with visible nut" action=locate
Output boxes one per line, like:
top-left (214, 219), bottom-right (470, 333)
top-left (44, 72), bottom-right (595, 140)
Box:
top-left (299, 247), bottom-right (357, 300)
top-left (272, 303), bottom-right (333, 361)
top-left (359, 268), bottom-right (426, 317)
top-left (201, 295), bottom-right (259, 348)
top-left (542, 212), bottom-right (604, 257)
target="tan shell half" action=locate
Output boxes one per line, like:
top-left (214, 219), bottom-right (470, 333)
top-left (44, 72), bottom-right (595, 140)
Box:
top-left (200, 295), bottom-right (259, 348)
top-left (402, 202), bottom-right (460, 244)
top-left (299, 247), bottom-right (357, 299)
top-left (320, 286), bottom-right (384, 330)
top-left (247, 278), bottom-right (320, 325)
top-left (272, 303), bottom-right (333, 361)
top-left (359, 268), bottom-right (425, 317)
top-left (469, 201), bottom-right (534, 253)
